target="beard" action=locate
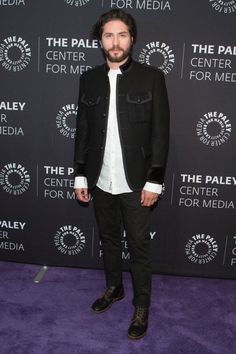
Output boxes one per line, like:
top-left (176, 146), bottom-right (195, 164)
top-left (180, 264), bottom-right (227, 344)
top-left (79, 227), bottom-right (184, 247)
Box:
top-left (104, 45), bottom-right (132, 63)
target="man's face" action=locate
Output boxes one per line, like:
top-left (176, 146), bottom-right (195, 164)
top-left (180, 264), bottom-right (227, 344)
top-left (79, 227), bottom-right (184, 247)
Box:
top-left (101, 20), bottom-right (133, 64)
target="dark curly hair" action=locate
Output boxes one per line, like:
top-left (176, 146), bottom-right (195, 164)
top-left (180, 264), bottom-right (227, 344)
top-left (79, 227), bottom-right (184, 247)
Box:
top-left (91, 9), bottom-right (137, 43)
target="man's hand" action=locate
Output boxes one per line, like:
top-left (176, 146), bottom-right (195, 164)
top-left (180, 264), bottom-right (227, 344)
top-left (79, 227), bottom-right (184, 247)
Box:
top-left (141, 190), bottom-right (160, 207)
top-left (74, 188), bottom-right (89, 202)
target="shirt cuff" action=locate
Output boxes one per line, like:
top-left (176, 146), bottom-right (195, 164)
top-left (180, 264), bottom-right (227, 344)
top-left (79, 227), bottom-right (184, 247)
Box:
top-left (143, 182), bottom-right (162, 194)
top-left (74, 176), bottom-right (88, 189)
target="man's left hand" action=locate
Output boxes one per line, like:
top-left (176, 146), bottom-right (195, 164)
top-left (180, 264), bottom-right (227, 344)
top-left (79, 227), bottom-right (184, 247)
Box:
top-left (141, 190), bottom-right (160, 207)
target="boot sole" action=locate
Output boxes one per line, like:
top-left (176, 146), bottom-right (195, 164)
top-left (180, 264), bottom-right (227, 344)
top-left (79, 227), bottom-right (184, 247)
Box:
top-left (127, 330), bottom-right (147, 340)
top-left (91, 294), bottom-right (125, 314)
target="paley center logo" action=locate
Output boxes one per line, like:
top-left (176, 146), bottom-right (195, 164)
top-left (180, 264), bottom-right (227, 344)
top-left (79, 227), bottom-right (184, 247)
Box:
top-left (0, 0), bottom-right (26, 5)
top-left (64, 0), bottom-right (91, 7)
top-left (185, 233), bottom-right (218, 265)
top-left (139, 41), bottom-right (175, 74)
top-left (110, 0), bottom-right (171, 11)
top-left (209, 0), bottom-right (236, 13)
top-left (0, 163), bottom-right (30, 195)
top-left (0, 36), bottom-right (31, 71)
top-left (0, 219), bottom-right (26, 252)
top-left (56, 104), bottom-right (77, 138)
top-left (196, 111), bottom-right (231, 147)
top-left (54, 225), bottom-right (86, 256)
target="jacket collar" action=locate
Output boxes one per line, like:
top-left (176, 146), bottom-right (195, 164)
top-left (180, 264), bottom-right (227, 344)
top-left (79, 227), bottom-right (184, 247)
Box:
top-left (104, 56), bottom-right (133, 75)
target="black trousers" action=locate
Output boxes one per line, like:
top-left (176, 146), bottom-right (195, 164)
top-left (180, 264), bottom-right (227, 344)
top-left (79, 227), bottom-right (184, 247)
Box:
top-left (93, 187), bottom-right (152, 307)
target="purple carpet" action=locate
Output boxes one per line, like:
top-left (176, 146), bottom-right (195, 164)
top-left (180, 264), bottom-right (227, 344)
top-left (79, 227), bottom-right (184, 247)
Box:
top-left (0, 261), bottom-right (235, 354)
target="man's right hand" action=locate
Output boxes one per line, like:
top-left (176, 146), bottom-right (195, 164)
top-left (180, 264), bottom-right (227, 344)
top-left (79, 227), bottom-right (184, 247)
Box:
top-left (74, 188), bottom-right (89, 202)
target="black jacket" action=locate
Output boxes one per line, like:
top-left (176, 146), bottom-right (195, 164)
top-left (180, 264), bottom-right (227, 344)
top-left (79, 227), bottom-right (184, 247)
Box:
top-left (74, 58), bottom-right (169, 191)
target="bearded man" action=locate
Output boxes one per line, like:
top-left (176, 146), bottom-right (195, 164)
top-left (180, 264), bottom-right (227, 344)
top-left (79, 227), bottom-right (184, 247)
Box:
top-left (74, 9), bottom-right (169, 340)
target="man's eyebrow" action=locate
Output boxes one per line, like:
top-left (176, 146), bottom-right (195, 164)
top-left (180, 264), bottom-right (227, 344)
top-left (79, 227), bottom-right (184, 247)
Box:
top-left (103, 30), bottom-right (129, 34)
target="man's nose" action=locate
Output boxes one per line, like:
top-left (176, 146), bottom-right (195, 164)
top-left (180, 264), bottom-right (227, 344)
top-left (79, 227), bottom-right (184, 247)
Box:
top-left (113, 35), bottom-right (119, 46)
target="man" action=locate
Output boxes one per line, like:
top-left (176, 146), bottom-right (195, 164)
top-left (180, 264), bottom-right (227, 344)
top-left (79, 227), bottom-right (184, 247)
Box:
top-left (74, 9), bottom-right (169, 340)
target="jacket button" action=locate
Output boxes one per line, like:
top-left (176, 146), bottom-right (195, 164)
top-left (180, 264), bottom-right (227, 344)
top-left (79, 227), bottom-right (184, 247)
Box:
top-left (101, 129), bottom-right (105, 134)
top-left (103, 113), bottom-right (106, 117)
top-left (100, 146), bottom-right (104, 150)
top-left (105, 96), bottom-right (109, 100)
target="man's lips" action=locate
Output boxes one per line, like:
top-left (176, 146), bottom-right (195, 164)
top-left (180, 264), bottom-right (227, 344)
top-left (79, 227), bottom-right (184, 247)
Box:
top-left (110, 49), bottom-right (123, 55)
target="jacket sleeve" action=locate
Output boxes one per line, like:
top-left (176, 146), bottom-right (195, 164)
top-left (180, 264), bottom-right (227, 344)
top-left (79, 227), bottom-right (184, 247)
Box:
top-left (147, 70), bottom-right (170, 184)
top-left (73, 73), bottom-right (88, 177)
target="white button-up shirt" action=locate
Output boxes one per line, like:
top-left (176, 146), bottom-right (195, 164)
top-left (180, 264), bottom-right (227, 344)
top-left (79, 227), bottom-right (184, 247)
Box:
top-left (74, 68), bottom-right (162, 195)
top-left (96, 68), bottom-right (132, 194)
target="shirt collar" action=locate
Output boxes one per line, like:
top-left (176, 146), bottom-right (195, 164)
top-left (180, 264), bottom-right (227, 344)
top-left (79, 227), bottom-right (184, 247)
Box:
top-left (104, 56), bottom-right (133, 75)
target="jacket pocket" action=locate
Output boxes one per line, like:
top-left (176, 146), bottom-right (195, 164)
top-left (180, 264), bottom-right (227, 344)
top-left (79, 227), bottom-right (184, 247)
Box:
top-left (81, 94), bottom-right (101, 107)
top-left (126, 91), bottom-right (152, 122)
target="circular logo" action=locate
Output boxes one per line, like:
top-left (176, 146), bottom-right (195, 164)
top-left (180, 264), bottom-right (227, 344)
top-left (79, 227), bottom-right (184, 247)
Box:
top-left (196, 111), bottom-right (231, 147)
top-left (0, 36), bottom-right (31, 71)
top-left (54, 225), bottom-right (85, 256)
top-left (209, 0), bottom-right (236, 13)
top-left (185, 233), bottom-right (218, 264)
top-left (64, 0), bottom-right (90, 7)
top-left (0, 163), bottom-right (30, 195)
top-left (56, 104), bottom-right (77, 138)
top-left (139, 41), bottom-right (175, 74)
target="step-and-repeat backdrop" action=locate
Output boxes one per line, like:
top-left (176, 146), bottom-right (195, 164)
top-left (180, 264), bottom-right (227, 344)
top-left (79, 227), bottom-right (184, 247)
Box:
top-left (0, 0), bottom-right (235, 279)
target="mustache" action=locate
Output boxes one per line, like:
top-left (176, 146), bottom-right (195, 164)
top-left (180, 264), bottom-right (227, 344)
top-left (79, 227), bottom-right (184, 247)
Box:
top-left (109, 46), bottom-right (123, 51)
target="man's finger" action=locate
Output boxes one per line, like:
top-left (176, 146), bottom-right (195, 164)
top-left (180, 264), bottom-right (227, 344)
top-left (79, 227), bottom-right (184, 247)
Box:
top-left (140, 190), bottom-right (145, 203)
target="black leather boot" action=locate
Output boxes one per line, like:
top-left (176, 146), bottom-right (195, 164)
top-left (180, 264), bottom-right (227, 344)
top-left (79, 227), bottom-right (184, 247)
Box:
top-left (91, 284), bottom-right (124, 313)
top-left (128, 306), bottom-right (149, 339)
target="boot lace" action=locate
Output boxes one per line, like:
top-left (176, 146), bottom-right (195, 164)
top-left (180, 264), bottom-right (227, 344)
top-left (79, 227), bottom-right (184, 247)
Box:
top-left (103, 286), bottom-right (116, 300)
top-left (133, 306), bottom-right (148, 324)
